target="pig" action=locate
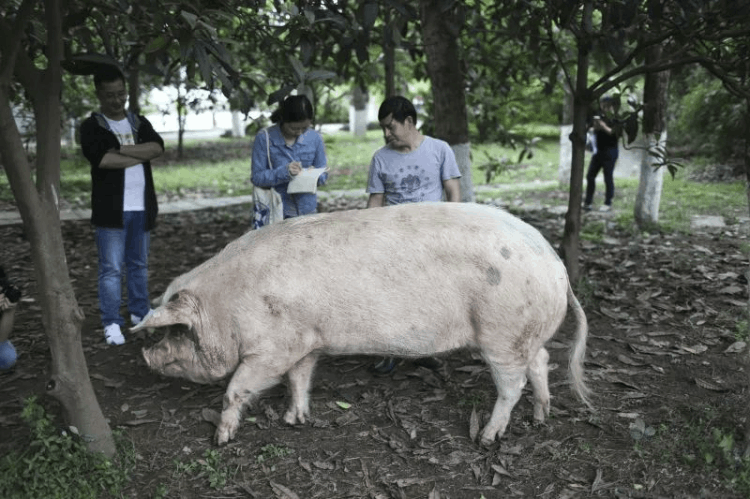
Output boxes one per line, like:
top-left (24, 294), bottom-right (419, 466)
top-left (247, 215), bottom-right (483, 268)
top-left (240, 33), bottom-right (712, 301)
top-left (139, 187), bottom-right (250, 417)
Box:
top-left (132, 202), bottom-right (591, 446)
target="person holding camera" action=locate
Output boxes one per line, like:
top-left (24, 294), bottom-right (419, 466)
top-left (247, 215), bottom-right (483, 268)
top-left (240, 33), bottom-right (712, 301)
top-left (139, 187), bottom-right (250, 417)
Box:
top-left (583, 95), bottom-right (621, 212)
top-left (0, 266), bottom-right (21, 371)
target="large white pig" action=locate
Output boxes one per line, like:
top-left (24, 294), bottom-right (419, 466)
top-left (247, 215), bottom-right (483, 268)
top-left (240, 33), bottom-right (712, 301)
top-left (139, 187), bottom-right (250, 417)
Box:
top-left (132, 202), bottom-right (591, 446)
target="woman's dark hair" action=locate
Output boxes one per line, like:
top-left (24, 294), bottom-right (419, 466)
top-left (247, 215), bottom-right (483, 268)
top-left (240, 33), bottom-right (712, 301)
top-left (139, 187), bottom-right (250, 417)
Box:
top-left (270, 95), bottom-right (315, 124)
top-left (378, 96), bottom-right (417, 124)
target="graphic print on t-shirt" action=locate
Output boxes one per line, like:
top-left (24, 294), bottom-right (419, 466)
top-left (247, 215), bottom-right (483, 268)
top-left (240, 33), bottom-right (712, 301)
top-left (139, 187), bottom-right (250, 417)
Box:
top-left (383, 164), bottom-right (431, 204)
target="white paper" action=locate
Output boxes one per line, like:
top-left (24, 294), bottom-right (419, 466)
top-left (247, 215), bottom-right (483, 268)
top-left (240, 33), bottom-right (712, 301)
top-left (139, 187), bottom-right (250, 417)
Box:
top-left (287, 167), bottom-right (328, 194)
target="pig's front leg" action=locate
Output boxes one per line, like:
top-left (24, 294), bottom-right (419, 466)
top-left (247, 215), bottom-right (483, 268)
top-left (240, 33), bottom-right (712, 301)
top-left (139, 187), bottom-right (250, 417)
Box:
top-left (215, 359), bottom-right (284, 445)
top-left (284, 352), bottom-right (320, 425)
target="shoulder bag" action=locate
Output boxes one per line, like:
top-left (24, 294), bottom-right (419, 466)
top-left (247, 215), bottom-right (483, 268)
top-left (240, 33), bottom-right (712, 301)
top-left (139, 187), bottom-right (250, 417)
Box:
top-left (252, 128), bottom-right (284, 229)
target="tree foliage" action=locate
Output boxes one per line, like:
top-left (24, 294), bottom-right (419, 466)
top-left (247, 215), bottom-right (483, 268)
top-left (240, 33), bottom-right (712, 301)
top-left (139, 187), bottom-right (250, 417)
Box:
top-left (671, 66), bottom-right (746, 162)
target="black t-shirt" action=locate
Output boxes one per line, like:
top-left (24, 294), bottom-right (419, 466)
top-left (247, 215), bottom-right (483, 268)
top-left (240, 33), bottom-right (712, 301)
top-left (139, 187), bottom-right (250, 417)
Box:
top-left (594, 116), bottom-right (619, 151)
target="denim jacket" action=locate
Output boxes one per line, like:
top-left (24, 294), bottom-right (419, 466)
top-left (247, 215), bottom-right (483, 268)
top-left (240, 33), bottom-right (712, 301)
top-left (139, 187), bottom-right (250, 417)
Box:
top-left (251, 125), bottom-right (328, 218)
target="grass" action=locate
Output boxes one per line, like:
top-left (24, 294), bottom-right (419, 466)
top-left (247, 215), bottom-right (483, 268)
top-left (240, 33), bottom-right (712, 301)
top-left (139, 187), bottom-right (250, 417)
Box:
top-left (173, 448), bottom-right (233, 490)
top-left (599, 176), bottom-right (746, 233)
top-left (1, 127), bottom-right (746, 235)
top-left (321, 129), bottom-right (383, 190)
top-left (650, 408), bottom-right (750, 496)
top-left (153, 162), bottom-right (254, 197)
top-left (0, 397), bottom-right (135, 499)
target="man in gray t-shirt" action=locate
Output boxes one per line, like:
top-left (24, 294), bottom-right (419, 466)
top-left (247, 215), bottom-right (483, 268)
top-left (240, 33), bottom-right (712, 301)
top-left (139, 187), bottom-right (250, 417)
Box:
top-left (366, 96), bottom-right (461, 374)
top-left (366, 96), bottom-right (461, 208)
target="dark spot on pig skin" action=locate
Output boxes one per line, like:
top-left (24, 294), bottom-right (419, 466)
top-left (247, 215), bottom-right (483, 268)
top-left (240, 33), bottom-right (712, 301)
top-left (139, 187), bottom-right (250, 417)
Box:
top-left (501, 247), bottom-right (512, 260)
top-left (486, 266), bottom-right (501, 286)
top-left (513, 321), bottom-right (538, 357)
top-left (468, 302), bottom-right (482, 341)
top-left (263, 295), bottom-right (284, 317)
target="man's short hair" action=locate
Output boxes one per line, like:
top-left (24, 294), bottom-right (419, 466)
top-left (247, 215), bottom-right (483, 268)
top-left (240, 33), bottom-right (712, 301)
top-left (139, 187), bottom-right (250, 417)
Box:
top-left (378, 96), bottom-right (417, 124)
top-left (94, 66), bottom-right (126, 90)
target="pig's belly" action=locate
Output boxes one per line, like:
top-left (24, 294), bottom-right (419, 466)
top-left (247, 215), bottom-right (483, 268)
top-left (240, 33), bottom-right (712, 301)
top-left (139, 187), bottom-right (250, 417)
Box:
top-left (320, 326), bottom-right (474, 357)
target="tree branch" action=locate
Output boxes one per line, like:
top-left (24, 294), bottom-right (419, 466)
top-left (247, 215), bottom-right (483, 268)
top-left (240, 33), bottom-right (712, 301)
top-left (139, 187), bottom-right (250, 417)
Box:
top-left (0, 0), bottom-right (38, 85)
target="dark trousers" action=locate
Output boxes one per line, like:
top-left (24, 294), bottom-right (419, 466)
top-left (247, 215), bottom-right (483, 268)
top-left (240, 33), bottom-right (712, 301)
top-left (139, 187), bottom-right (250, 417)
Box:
top-left (585, 147), bottom-right (618, 206)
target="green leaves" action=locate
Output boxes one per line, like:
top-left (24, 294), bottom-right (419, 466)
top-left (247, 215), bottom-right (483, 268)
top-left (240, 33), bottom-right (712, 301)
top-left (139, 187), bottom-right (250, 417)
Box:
top-left (0, 397), bottom-right (133, 499)
top-left (144, 35), bottom-right (169, 54)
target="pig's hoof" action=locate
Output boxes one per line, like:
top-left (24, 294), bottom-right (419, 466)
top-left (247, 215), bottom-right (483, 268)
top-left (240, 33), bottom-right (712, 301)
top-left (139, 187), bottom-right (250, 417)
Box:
top-left (533, 404), bottom-right (549, 423)
top-left (479, 435), bottom-right (496, 447)
top-left (283, 411), bottom-right (298, 425)
top-left (283, 410), bottom-right (307, 426)
top-left (215, 422), bottom-right (238, 446)
top-left (479, 428), bottom-right (504, 447)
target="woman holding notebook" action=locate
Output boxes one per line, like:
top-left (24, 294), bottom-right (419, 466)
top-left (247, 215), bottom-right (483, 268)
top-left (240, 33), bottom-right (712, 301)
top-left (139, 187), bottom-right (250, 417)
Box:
top-left (250, 95), bottom-right (329, 220)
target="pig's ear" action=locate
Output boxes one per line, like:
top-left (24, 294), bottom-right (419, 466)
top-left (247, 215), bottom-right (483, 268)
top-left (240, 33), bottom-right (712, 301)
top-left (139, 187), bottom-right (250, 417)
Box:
top-left (131, 290), bottom-right (201, 332)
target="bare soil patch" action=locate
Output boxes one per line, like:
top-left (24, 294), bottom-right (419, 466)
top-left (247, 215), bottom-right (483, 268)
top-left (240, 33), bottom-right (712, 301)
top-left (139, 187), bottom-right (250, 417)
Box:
top-left (1, 198), bottom-right (749, 498)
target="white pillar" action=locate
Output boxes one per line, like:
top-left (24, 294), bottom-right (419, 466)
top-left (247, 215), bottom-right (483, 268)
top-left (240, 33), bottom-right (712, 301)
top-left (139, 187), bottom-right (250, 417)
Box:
top-left (350, 86), bottom-right (368, 137)
top-left (452, 143), bottom-right (475, 203)
top-left (558, 124), bottom-right (573, 186)
top-left (231, 111), bottom-right (244, 137)
top-left (634, 130), bottom-right (667, 224)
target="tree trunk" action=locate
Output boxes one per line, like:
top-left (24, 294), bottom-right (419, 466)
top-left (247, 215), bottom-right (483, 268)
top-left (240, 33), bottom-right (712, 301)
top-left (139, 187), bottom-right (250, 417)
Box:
top-left (634, 43), bottom-right (670, 226)
top-left (745, 98), bottom-right (750, 218)
top-left (383, 8), bottom-right (396, 98)
top-left (0, 0), bottom-right (115, 457)
top-left (560, 1), bottom-right (594, 283)
top-left (419, 0), bottom-right (474, 203)
top-left (558, 78), bottom-right (575, 186)
top-left (634, 131), bottom-right (666, 224)
top-left (177, 86), bottom-right (185, 159)
top-left (351, 85), bottom-right (368, 137)
top-left (231, 110), bottom-right (244, 137)
top-left (127, 67), bottom-right (141, 116)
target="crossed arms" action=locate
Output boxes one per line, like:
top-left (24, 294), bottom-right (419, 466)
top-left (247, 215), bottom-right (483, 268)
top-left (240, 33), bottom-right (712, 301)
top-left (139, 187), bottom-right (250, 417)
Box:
top-left (99, 142), bottom-right (163, 169)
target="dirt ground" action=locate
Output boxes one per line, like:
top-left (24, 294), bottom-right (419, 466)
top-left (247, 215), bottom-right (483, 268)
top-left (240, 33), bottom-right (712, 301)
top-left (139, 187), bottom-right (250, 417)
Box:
top-left (1, 196), bottom-right (749, 498)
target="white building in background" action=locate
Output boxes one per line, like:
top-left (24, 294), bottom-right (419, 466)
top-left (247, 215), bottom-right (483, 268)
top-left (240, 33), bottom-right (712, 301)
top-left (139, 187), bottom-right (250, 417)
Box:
top-left (143, 86), bottom-right (261, 137)
top-left (11, 85), bottom-right (372, 145)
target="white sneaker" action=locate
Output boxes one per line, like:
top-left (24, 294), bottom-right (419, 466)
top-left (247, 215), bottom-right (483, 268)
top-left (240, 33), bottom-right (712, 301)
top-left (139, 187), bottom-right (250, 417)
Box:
top-left (599, 204), bottom-right (612, 212)
top-left (104, 324), bottom-right (125, 346)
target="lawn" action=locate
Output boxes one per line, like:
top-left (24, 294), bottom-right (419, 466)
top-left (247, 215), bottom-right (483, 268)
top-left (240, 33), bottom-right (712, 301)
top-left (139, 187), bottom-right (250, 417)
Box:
top-left (0, 127), bottom-right (746, 234)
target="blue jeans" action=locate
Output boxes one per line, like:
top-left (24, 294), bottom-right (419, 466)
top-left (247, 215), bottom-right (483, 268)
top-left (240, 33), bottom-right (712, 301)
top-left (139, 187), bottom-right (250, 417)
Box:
top-left (95, 211), bottom-right (151, 327)
top-left (585, 147), bottom-right (619, 206)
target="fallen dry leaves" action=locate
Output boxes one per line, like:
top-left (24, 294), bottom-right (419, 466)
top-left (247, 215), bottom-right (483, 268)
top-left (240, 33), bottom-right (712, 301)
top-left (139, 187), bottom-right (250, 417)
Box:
top-left (1, 201), bottom-right (749, 497)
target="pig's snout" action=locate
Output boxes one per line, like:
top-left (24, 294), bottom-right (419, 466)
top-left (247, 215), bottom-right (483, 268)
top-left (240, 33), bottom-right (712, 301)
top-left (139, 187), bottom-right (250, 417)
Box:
top-left (142, 334), bottom-right (228, 384)
top-left (142, 343), bottom-right (169, 373)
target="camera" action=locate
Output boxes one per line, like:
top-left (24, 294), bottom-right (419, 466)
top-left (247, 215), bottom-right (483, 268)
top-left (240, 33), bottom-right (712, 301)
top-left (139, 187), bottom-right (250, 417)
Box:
top-left (0, 267), bottom-right (21, 304)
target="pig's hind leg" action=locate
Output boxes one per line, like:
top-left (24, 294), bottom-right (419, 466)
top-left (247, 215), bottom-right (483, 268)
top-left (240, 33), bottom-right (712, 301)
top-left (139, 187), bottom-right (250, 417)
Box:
top-left (479, 361), bottom-right (527, 447)
top-left (215, 360), bottom-right (286, 445)
top-left (526, 347), bottom-right (550, 422)
top-left (283, 352), bottom-right (319, 425)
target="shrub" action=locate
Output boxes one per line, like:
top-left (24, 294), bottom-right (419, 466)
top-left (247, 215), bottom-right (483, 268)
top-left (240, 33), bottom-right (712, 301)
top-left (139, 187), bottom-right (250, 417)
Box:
top-left (0, 397), bottom-right (134, 499)
top-left (669, 67), bottom-right (746, 162)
